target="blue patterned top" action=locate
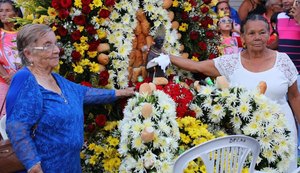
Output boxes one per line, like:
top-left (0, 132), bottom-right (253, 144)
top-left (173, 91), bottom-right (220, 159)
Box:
top-left (6, 67), bottom-right (116, 173)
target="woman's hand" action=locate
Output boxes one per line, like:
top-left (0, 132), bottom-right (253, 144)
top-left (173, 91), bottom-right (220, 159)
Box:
top-left (28, 163), bottom-right (43, 173)
top-left (116, 87), bottom-right (135, 98)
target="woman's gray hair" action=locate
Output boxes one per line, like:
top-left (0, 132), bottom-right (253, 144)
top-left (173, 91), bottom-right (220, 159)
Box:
top-left (17, 24), bottom-right (52, 66)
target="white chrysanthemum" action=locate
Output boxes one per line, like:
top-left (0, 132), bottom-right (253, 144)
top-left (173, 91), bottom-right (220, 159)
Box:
top-left (242, 121), bottom-right (259, 135)
top-left (262, 149), bottom-right (276, 163)
top-left (110, 10), bottom-right (120, 20)
top-left (232, 115), bottom-right (242, 129)
top-left (158, 161), bottom-right (172, 173)
top-left (200, 86), bottom-right (214, 95)
top-left (259, 136), bottom-right (272, 150)
top-left (238, 102), bottom-right (251, 119)
top-left (189, 104), bottom-right (202, 118)
top-left (277, 159), bottom-right (290, 173)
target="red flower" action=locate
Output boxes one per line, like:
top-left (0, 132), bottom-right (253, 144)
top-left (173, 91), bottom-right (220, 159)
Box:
top-left (81, 0), bottom-right (92, 6)
top-left (51, 0), bottom-right (61, 9)
top-left (189, 0), bottom-right (197, 6)
top-left (192, 16), bottom-right (200, 22)
top-left (73, 15), bottom-right (86, 25)
top-left (181, 12), bottom-right (189, 21)
top-left (58, 9), bottom-right (69, 19)
top-left (105, 0), bottom-right (116, 6)
top-left (99, 9), bottom-right (110, 18)
top-left (192, 53), bottom-right (200, 58)
top-left (198, 42), bottom-right (207, 50)
top-left (60, 0), bottom-right (72, 8)
top-left (99, 70), bottom-right (109, 86)
top-left (200, 6), bottom-right (209, 14)
top-left (95, 114), bottom-right (107, 127)
top-left (57, 26), bottom-right (68, 37)
top-left (71, 30), bottom-right (81, 41)
top-left (82, 5), bottom-right (91, 14)
top-left (206, 31), bottom-right (214, 39)
top-left (203, 0), bottom-right (212, 4)
top-left (87, 124), bottom-right (95, 133)
top-left (71, 51), bottom-right (81, 62)
top-left (88, 40), bottom-right (100, 51)
top-left (189, 31), bottom-right (199, 40)
top-left (200, 16), bottom-right (213, 28)
top-left (209, 53), bottom-right (217, 59)
top-left (86, 24), bottom-right (97, 35)
top-left (81, 81), bottom-right (92, 87)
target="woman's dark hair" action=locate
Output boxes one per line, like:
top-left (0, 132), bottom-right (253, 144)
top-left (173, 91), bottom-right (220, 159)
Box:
top-left (0, 0), bottom-right (23, 29)
top-left (240, 14), bottom-right (270, 34)
top-left (270, 12), bottom-right (279, 35)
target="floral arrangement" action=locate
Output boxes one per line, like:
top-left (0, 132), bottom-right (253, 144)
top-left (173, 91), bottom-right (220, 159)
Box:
top-left (160, 81), bottom-right (194, 118)
top-left (169, 0), bottom-right (220, 61)
top-left (81, 121), bottom-right (121, 173)
top-left (189, 84), bottom-right (295, 172)
top-left (119, 84), bottom-right (180, 172)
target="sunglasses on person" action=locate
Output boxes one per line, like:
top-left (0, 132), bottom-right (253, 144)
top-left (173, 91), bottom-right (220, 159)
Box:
top-left (219, 18), bottom-right (233, 23)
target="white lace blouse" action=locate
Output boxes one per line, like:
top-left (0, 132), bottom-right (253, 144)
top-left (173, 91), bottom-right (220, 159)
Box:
top-left (213, 52), bottom-right (298, 104)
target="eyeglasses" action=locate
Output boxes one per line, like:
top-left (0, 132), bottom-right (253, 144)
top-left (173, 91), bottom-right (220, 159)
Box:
top-left (32, 42), bottom-right (62, 52)
top-left (219, 18), bottom-right (233, 23)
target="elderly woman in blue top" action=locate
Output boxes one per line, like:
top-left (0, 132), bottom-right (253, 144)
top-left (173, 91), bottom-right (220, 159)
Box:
top-left (5, 24), bottom-right (135, 173)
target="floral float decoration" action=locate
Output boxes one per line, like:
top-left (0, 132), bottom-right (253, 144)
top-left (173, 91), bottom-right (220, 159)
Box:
top-left (119, 82), bottom-right (180, 172)
top-left (189, 76), bottom-right (295, 172)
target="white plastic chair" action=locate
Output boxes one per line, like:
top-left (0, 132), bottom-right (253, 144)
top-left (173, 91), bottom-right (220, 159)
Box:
top-left (0, 114), bottom-right (8, 140)
top-left (173, 135), bottom-right (260, 173)
top-left (292, 167), bottom-right (300, 173)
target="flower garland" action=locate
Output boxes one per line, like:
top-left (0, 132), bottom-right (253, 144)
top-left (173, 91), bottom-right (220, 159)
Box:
top-left (105, 0), bottom-right (139, 89)
top-left (119, 89), bottom-right (179, 172)
top-left (189, 85), bottom-right (295, 172)
top-left (81, 121), bottom-right (121, 173)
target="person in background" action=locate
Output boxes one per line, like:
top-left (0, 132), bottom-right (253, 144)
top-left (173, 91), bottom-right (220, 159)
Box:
top-left (0, 0), bottom-right (23, 117)
top-left (151, 14), bottom-right (300, 171)
top-left (263, 0), bottom-right (283, 49)
top-left (290, 0), bottom-right (300, 22)
top-left (6, 24), bottom-right (135, 173)
top-left (214, 1), bottom-right (241, 37)
top-left (214, 0), bottom-right (241, 25)
top-left (238, 0), bottom-right (266, 21)
top-left (217, 15), bottom-right (242, 55)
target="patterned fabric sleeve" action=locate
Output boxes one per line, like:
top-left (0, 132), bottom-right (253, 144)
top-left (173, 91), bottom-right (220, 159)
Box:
top-left (213, 54), bottom-right (240, 79)
top-left (6, 69), bottom-right (43, 170)
top-left (276, 52), bottom-right (299, 87)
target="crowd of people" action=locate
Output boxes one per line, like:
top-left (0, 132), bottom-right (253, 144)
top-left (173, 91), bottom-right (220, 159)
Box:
top-left (0, 0), bottom-right (299, 172)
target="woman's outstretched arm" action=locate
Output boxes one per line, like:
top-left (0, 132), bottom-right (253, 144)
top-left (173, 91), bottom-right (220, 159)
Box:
top-left (169, 55), bottom-right (221, 77)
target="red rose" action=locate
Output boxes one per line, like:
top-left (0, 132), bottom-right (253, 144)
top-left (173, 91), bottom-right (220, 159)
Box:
top-left (71, 30), bottom-right (81, 41)
top-left (189, 31), bottom-right (199, 40)
top-left (88, 40), bottom-right (100, 51)
top-left (71, 51), bottom-right (81, 62)
top-left (181, 12), bottom-right (189, 21)
top-left (192, 16), bottom-right (200, 22)
top-left (87, 124), bottom-right (95, 133)
top-left (51, 0), bottom-right (61, 9)
top-left (99, 70), bottom-right (109, 86)
top-left (209, 53), bottom-right (217, 59)
top-left (86, 24), bottom-right (97, 35)
top-left (105, 0), bottom-right (115, 6)
top-left (82, 0), bottom-right (92, 6)
top-left (81, 81), bottom-right (92, 87)
top-left (57, 26), bottom-right (68, 37)
top-left (82, 5), bottom-right (91, 14)
top-left (73, 15), bottom-right (86, 25)
top-left (66, 74), bottom-right (75, 81)
top-left (60, 0), bottom-right (72, 8)
top-left (203, 0), bottom-right (212, 4)
top-left (198, 42), bottom-right (207, 50)
top-left (58, 9), bottom-right (70, 19)
top-left (201, 6), bottom-right (209, 14)
top-left (206, 30), bottom-right (214, 39)
top-left (95, 114), bottom-right (106, 127)
top-left (99, 9), bottom-right (110, 18)
top-left (189, 0), bottom-right (197, 6)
